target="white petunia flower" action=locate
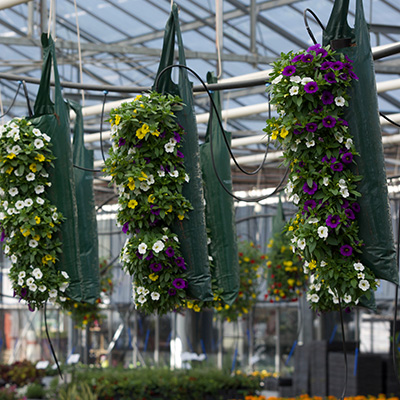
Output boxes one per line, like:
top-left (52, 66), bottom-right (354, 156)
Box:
top-left (59, 296), bottom-right (66, 302)
top-left (15, 200), bottom-right (25, 210)
top-left (32, 128), bottom-right (42, 137)
top-left (297, 238), bottom-right (306, 250)
top-left (357, 272), bottom-right (365, 280)
top-left (164, 142), bottom-right (175, 153)
top-left (52, 212), bottom-right (58, 221)
top-left (317, 226), bottom-right (329, 240)
top-left (291, 194), bottom-right (300, 205)
top-left (26, 172), bottom-right (35, 181)
top-left (169, 170), bottom-right (179, 178)
top-left (136, 286), bottom-right (145, 295)
top-left (162, 235), bottom-right (169, 241)
top-left (290, 75), bottom-right (301, 83)
top-left (34, 185), bottom-right (45, 194)
top-left (158, 170), bottom-right (165, 177)
top-left (49, 289), bottom-right (58, 298)
top-left (10, 255), bottom-right (17, 264)
top-left (301, 77), bottom-right (313, 85)
top-left (18, 278), bottom-right (24, 286)
top-left (338, 179), bottom-right (347, 188)
top-left (359, 279), bottom-right (370, 291)
top-left (320, 261), bottom-right (327, 267)
top-left (354, 262), bottom-right (365, 271)
top-left (335, 96), bottom-right (345, 107)
top-left (310, 293), bottom-right (319, 303)
top-left (59, 282), bottom-right (69, 292)
top-left (340, 187), bottom-right (349, 198)
top-left (42, 134), bottom-right (51, 142)
top-left (29, 239), bottom-right (38, 248)
top-left (185, 174), bottom-right (190, 182)
top-left (0, 212), bottom-right (5, 220)
top-left (314, 283), bottom-right (321, 291)
top-left (345, 138), bottom-right (353, 149)
top-left (289, 86), bottom-right (299, 96)
top-left (173, 236), bottom-right (179, 243)
top-left (343, 294), bottom-right (352, 303)
top-left (271, 75), bottom-right (283, 84)
top-left (138, 243), bottom-right (147, 254)
top-left (29, 283), bottom-right (37, 292)
top-left (152, 240), bottom-right (165, 253)
top-left (26, 277), bottom-right (34, 286)
top-left (36, 197), bottom-right (45, 205)
top-left (38, 285), bottom-right (47, 292)
top-left (32, 268), bottom-right (43, 279)
top-left (137, 294), bottom-right (147, 304)
top-left (24, 198), bottom-right (33, 207)
top-left (41, 171), bottom-right (49, 178)
top-left (11, 145), bottom-right (21, 153)
top-left (306, 139), bottom-right (315, 148)
top-left (4, 245), bottom-right (9, 254)
top-left (61, 271), bottom-right (69, 279)
top-left (334, 132), bottom-right (343, 143)
top-left (34, 138), bottom-right (44, 149)
top-left (18, 271), bottom-right (26, 278)
top-left (140, 182), bottom-right (150, 191)
top-left (8, 187), bottom-right (18, 197)
top-left (151, 292), bottom-right (160, 301)
top-left (308, 218), bottom-right (319, 224)
top-left (323, 177), bottom-right (329, 186)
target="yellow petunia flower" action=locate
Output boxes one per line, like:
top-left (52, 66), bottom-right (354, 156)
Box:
top-left (178, 214), bottom-right (184, 220)
top-left (127, 177), bottom-right (135, 190)
top-left (128, 199), bottom-right (138, 209)
top-left (280, 127), bottom-right (289, 138)
top-left (6, 167), bottom-right (13, 174)
top-left (135, 94), bottom-right (142, 101)
top-left (148, 194), bottom-right (155, 203)
top-left (149, 273), bottom-right (159, 281)
top-left (35, 154), bottom-right (45, 162)
top-left (115, 114), bottom-right (121, 125)
top-left (151, 130), bottom-right (160, 137)
top-left (29, 163), bottom-right (37, 172)
top-left (6, 153), bottom-right (16, 159)
top-left (33, 235), bottom-right (40, 241)
top-left (193, 305), bottom-right (201, 312)
top-left (271, 130), bottom-right (279, 140)
top-left (186, 301), bottom-right (193, 309)
top-left (138, 171), bottom-right (148, 181)
top-left (34, 216), bottom-right (41, 224)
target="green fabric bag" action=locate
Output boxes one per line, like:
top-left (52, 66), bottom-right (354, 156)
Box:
top-left (69, 100), bottom-right (100, 304)
top-left (200, 72), bottom-right (239, 306)
top-left (323, 0), bottom-right (398, 285)
top-left (152, 4), bottom-right (213, 301)
top-left (30, 33), bottom-right (83, 301)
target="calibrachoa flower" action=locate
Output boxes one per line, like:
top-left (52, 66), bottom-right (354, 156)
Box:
top-left (0, 118), bottom-right (69, 310)
top-left (264, 44), bottom-right (378, 311)
top-left (104, 92), bottom-right (193, 315)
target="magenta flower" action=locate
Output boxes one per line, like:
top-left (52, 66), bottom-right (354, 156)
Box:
top-left (341, 200), bottom-right (350, 209)
top-left (305, 122), bottom-right (317, 132)
top-left (173, 131), bottom-right (181, 143)
top-left (307, 44), bottom-right (321, 52)
top-left (145, 251), bottom-right (154, 261)
top-left (339, 73), bottom-right (349, 81)
top-left (301, 53), bottom-right (314, 63)
top-left (322, 116), bottom-right (336, 128)
top-left (331, 61), bottom-right (344, 70)
top-left (331, 162), bottom-right (343, 172)
top-left (321, 91), bottom-right (334, 105)
top-left (176, 150), bottom-right (184, 159)
top-left (338, 118), bottom-right (349, 126)
top-left (118, 138), bottom-right (126, 147)
top-left (172, 278), bottom-right (187, 289)
top-left (122, 222), bottom-right (129, 233)
top-left (150, 205), bottom-right (160, 216)
top-left (304, 81), bottom-right (319, 93)
top-left (175, 257), bottom-right (186, 269)
top-left (282, 65), bottom-right (296, 76)
top-left (168, 288), bottom-right (177, 296)
top-left (149, 263), bottom-right (163, 272)
top-left (352, 202), bottom-right (361, 213)
top-left (304, 199), bottom-right (316, 212)
top-left (320, 61), bottom-right (332, 70)
top-left (349, 71), bottom-right (359, 80)
top-left (303, 181), bottom-right (318, 195)
top-left (291, 54), bottom-right (302, 62)
top-left (324, 72), bottom-right (336, 83)
top-left (340, 244), bottom-right (353, 257)
top-left (341, 152), bottom-right (353, 164)
top-left (316, 48), bottom-right (328, 57)
top-left (326, 214), bottom-right (340, 228)
top-left (293, 128), bottom-right (303, 135)
top-left (345, 208), bottom-right (356, 220)
top-left (165, 247), bottom-right (175, 258)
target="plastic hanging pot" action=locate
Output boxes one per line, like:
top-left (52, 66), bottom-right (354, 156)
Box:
top-left (152, 3), bottom-right (213, 301)
top-left (200, 71), bottom-right (239, 306)
top-left (323, 0), bottom-right (398, 286)
top-left (29, 33), bottom-right (83, 301)
top-left (69, 100), bottom-right (100, 304)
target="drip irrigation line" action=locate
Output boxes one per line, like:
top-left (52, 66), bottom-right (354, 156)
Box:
top-left (380, 111), bottom-right (400, 128)
top-left (72, 163), bottom-right (102, 172)
top-left (154, 64), bottom-right (288, 202)
top-left (96, 193), bottom-right (118, 212)
top-left (303, 8), bottom-right (326, 45)
top-left (0, 81), bottom-right (22, 118)
top-left (21, 80), bottom-right (33, 117)
top-left (44, 302), bottom-right (64, 380)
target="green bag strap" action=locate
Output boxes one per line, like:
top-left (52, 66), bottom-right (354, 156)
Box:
top-left (34, 34), bottom-right (64, 117)
top-left (323, 0), bottom-right (353, 46)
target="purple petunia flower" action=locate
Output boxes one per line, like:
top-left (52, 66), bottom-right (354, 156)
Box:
top-left (305, 122), bottom-right (317, 132)
top-left (303, 181), bottom-right (318, 195)
top-left (160, 130), bottom-right (167, 138)
top-left (331, 162), bottom-right (343, 172)
top-left (326, 214), bottom-right (340, 228)
top-left (340, 244), bottom-right (353, 257)
top-left (321, 90), bottom-right (334, 105)
top-left (345, 208), bottom-right (356, 220)
top-left (341, 199), bottom-right (350, 209)
top-left (345, 55), bottom-right (354, 63)
top-left (352, 202), bottom-right (361, 213)
top-left (320, 61), bottom-right (332, 70)
top-left (331, 61), bottom-right (344, 70)
top-left (134, 142), bottom-right (143, 149)
top-left (0, 230), bottom-right (5, 242)
top-left (291, 54), bottom-right (302, 63)
top-left (168, 288), bottom-right (177, 296)
top-left (173, 131), bottom-right (181, 143)
top-left (298, 161), bottom-right (305, 168)
top-left (304, 81), bottom-right (319, 93)
top-left (20, 287), bottom-right (28, 298)
top-left (165, 247), bottom-right (175, 258)
top-left (339, 73), bottom-right (348, 81)
top-left (313, 105), bottom-right (323, 114)
top-left (146, 251), bottom-right (154, 261)
top-left (338, 118), bottom-right (349, 127)
top-left (122, 222), bottom-right (129, 234)
top-left (316, 48), bottom-right (328, 57)
top-left (302, 53), bottom-right (314, 63)
top-left (172, 278), bottom-right (187, 289)
top-left (343, 62), bottom-right (353, 70)
top-left (341, 152), bottom-right (353, 164)
top-left (304, 199), bottom-right (316, 212)
top-left (321, 155), bottom-right (330, 163)
top-left (349, 71), bottom-right (359, 80)
top-left (293, 128), bottom-right (303, 135)
top-left (282, 65), bottom-right (296, 76)
top-left (136, 251), bottom-right (143, 260)
top-left (28, 304), bottom-right (35, 312)
top-left (322, 116), bottom-right (336, 128)
top-left (324, 72), bottom-right (337, 83)
top-left (149, 263), bottom-right (163, 272)
top-left (118, 138), bottom-right (126, 147)
top-left (176, 150), bottom-right (184, 159)
top-left (175, 257), bottom-right (186, 269)
top-left (150, 205), bottom-right (160, 216)
top-left (307, 43), bottom-right (321, 52)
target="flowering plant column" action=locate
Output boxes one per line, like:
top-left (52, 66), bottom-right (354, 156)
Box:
top-left (104, 92), bottom-right (193, 315)
top-left (0, 118), bottom-right (69, 310)
top-left (264, 44), bottom-right (378, 312)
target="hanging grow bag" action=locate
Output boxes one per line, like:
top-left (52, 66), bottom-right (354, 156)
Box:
top-left (152, 3), bottom-right (212, 301)
top-left (69, 100), bottom-right (100, 304)
top-left (323, 0), bottom-right (398, 285)
top-left (30, 33), bottom-right (83, 301)
top-left (200, 72), bottom-right (239, 306)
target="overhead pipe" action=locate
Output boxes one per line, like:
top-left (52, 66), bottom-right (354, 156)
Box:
top-left (0, 0), bottom-right (31, 11)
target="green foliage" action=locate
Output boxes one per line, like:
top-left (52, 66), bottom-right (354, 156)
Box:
top-left (0, 360), bottom-right (44, 387)
top-left (25, 382), bottom-right (45, 398)
top-left (263, 44), bottom-right (378, 311)
top-left (103, 92), bottom-right (193, 315)
top-left (58, 382), bottom-right (97, 400)
top-left (0, 118), bottom-right (69, 310)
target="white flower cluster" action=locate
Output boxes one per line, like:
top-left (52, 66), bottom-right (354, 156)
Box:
top-left (133, 285), bottom-right (161, 306)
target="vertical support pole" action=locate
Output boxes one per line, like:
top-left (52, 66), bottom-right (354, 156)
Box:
top-left (248, 309), bottom-right (254, 371)
top-left (40, 0), bottom-right (47, 34)
top-left (132, 309), bottom-right (138, 367)
top-left (217, 317), bottom-right (223, 369)
top-left (27, 0), bottom-right (34, 37)
top-left (250, 0), bottom-right (257, 54)
top-left (275, 307), bottom-right (281, 373)
top-left (154, 312), bottom-right (159, 366)
top-left (215, 0), bottom-right (223, 77)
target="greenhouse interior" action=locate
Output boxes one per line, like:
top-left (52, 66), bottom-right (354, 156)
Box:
top-left (0, 0), bottom-right (399, 399)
